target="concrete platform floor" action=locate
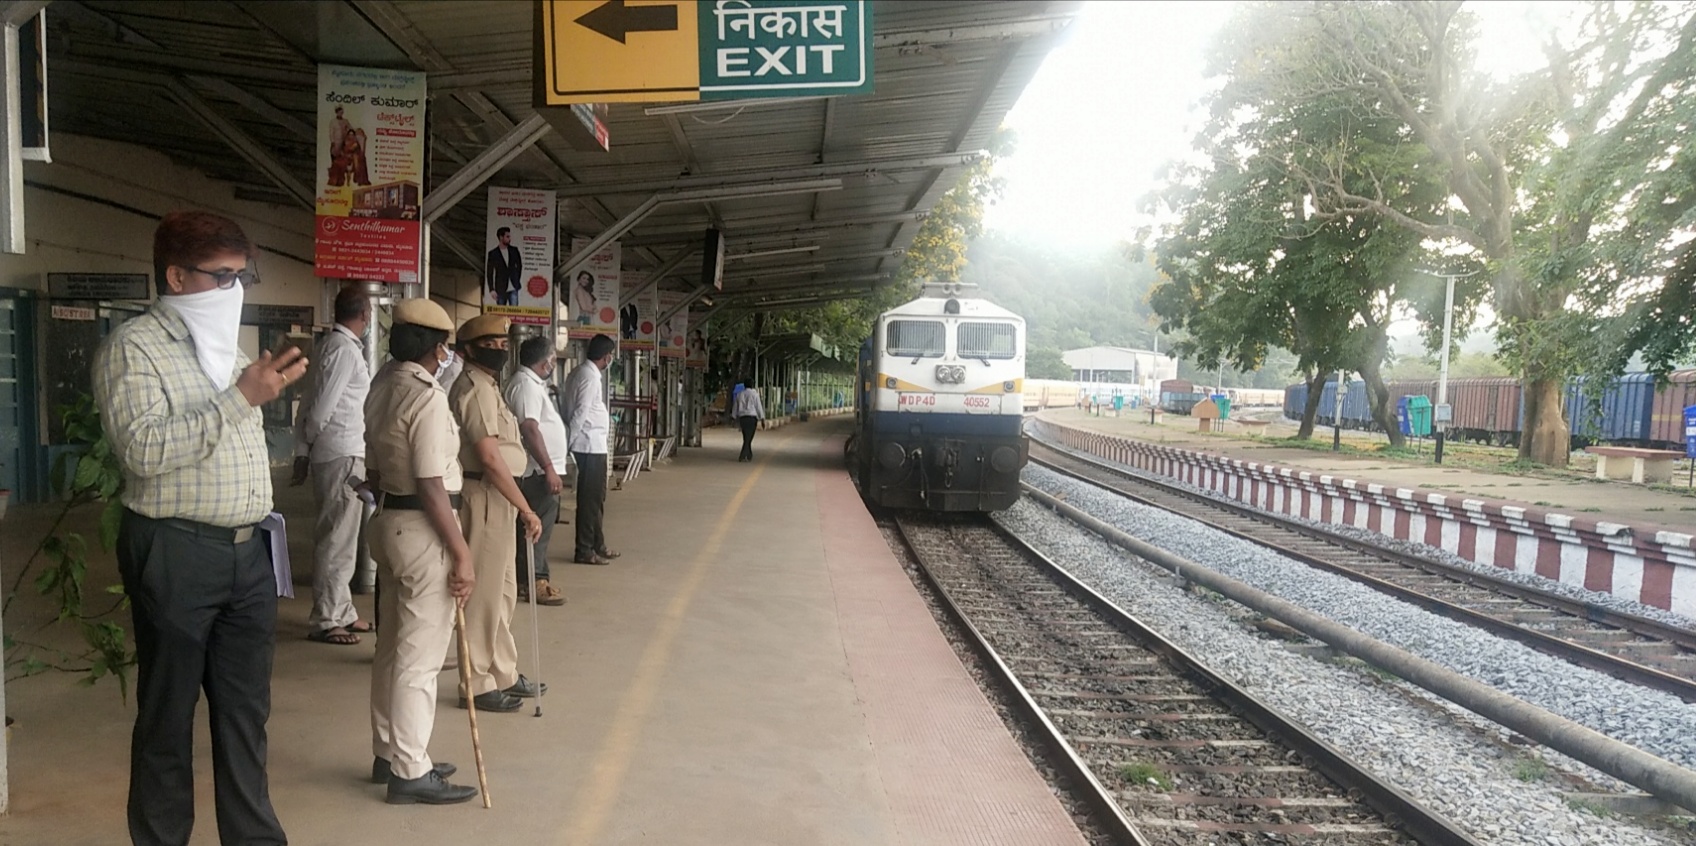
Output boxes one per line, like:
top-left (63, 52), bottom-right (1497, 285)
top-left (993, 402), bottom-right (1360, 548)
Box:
top-left (1039, 408), bottom-right (1696, 532)
top-left (0, 419), bottom-right (1085, 846)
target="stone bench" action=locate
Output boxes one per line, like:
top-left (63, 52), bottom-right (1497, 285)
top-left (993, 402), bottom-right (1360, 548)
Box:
top-left (1588, 446), bottom-right (1685, 484)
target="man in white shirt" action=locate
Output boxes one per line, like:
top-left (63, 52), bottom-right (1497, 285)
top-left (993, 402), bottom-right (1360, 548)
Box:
top-left (292, 285), bottom-right (374, 645)
top-left (734, 380), bottom-right (766, 462)
top-left (503, 336), bottom-right (568, 606)
top-left (565, 334), bottom-right (619, 565)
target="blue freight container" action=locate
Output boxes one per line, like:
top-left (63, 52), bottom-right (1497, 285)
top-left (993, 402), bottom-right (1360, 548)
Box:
top-left (1285, 382), bottom-right (1307, 421)
top-left (1567, 373), bottom-right (1656, 444)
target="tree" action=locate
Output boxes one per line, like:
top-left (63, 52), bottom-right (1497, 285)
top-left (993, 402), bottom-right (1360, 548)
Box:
top-left (1147, 1), bottom-right (1446, 444)
top-left (1027, 345), bottom-right (1073, 379)
top-left (1275, 1), bottom-right (1696, 465)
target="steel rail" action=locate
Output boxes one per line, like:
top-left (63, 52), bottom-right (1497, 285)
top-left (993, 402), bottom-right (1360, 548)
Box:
top-left (1026, 438), bottom-right (1696, 704)
top-left (892, 517), bottom-right (1148, 846)
top-left (894, 515), bottom-right (1482, 846)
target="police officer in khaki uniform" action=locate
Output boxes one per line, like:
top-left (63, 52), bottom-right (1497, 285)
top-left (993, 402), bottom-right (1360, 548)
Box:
top-left (450, 315), bottom-right (543, 713)
top-left (364, 299), bottom-right (480, 805)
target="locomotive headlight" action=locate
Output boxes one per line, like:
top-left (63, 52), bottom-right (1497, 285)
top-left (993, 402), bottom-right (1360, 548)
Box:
top-left (1003, 380), bottom-right (1016, 392)
top-left (935, 364), bottom-right (965, 383)
top-left (877, 442), bottom-right (907, 470)
top-left (885, 376), bottom-right (897, 389)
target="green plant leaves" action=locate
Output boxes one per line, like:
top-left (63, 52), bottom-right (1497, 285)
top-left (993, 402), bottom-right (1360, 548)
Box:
top-left (7, 392), bottom-right (135, 698)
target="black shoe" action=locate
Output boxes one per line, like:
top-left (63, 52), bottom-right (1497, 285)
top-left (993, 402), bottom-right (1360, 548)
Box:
top-left (386, 770), bottom-right (478, 805)
top-left (458, 690), bottom-right (524, 712)
top-left (504, 674), bottom-right (547, 698)
top-left (372, 757), bottom-right (458, 784)
top-left (573, 553), bottom-right (613, 565)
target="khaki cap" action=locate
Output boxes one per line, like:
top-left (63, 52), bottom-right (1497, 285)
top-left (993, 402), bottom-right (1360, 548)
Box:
top-left (393, 298), bottom-right (454, 333)
top-left (459, 314), bottom-right (510, 343)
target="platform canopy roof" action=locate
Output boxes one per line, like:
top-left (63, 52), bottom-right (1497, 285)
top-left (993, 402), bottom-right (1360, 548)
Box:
top-left (43, 0), bottom-right (1080, 312)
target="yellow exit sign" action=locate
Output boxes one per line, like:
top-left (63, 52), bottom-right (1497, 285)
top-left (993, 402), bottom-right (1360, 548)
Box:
top-left (535, 0), bottom-right (872, 105)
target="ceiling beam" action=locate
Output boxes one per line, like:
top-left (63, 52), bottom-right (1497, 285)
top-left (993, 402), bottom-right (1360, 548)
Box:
top-left (620, 211), bottom-right (927, 248)
top-left (553, 151), bottom-right (982, 199)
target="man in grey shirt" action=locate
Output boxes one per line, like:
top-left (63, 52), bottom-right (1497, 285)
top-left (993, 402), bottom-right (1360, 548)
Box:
top-left (293, 285), bottom-right (374, 645)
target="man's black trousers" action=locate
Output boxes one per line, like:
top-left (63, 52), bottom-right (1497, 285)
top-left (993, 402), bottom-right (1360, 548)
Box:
top-left (572, 452), bottom-right (608, 559)
top-left (738, 415), bottom-right (758, 460)
top-left (117, 509), bottom-right (286, 846)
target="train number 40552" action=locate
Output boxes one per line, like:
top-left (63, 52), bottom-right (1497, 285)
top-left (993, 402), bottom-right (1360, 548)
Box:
top-left (962, 396), bottom-right (993, 409)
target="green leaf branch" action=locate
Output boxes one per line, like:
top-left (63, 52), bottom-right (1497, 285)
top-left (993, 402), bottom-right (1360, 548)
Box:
top-left (3, 394), bottom-right (135, 699)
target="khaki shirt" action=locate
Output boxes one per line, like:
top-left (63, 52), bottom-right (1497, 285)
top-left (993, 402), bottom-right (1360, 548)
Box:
top-left (365, 361), bottom-right (463, 496)
top-left (449, 365), bottom-right (525, 475)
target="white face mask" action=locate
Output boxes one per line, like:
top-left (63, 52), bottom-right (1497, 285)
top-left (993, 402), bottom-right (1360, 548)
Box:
top-left (164, 284), bottom-right (245, 390)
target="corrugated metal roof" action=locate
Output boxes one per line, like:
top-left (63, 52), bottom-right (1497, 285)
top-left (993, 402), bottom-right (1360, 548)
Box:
top-left (47, 0), bottom-right (1079, 304)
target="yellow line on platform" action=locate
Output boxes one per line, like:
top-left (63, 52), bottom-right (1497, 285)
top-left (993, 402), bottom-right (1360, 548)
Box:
top-left (560, 429), bottom-right (802, 846)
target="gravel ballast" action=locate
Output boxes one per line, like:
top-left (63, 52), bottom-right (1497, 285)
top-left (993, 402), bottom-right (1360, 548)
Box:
top-left (996, 497), bottom-right (1691, 846)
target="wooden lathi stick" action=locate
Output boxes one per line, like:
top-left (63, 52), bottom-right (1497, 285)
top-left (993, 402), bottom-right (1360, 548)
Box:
top-left (456, 604), bottom-right (492, 808)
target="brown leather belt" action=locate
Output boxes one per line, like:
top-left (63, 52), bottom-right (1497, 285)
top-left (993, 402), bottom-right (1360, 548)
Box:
top-left (381, 492), bottom-right (464, 510)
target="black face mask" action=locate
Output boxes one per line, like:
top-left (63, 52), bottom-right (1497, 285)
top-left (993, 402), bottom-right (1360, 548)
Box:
top-left (468, 346), bottom-right (508, 371)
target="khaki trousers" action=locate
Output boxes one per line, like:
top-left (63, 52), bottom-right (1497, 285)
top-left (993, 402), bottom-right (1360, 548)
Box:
top-left (459, 480), bottom-right (519, 697)
top-left (368, 509), bottom-right (456, 781)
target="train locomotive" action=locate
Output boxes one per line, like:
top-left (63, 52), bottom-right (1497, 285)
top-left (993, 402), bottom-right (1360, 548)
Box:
top-left (851, 282), bottom-right (1027, 511)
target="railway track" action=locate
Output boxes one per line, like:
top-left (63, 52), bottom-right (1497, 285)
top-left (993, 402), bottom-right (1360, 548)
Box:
top-left (1025, 437), bottom-right (1696, 703)
top-left (895, 514), bottom-right (1479, 846)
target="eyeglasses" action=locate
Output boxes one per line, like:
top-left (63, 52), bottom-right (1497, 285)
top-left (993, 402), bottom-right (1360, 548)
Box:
top-left (186, 265), bottom-right (261, 290)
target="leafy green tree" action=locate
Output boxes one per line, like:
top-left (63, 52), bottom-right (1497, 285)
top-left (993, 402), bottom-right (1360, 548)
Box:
top-left (1026, 345), bottom-right (1073, 379)
top-left (1147, 1), bottom-right (1447, 444)
top-left (1275, 1), bottom-right (1695, 465)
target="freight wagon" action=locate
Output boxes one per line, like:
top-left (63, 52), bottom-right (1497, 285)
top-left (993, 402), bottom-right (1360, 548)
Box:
top-left (1282, 370), bottom-right (1696, 450)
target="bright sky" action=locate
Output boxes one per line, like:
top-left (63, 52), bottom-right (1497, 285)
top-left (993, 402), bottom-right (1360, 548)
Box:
top-left (984, 1), bottom-right (1557, 251)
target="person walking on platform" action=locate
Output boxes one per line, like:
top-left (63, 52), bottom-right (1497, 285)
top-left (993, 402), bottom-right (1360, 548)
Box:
top-left (292, 284), bottom-right (374, 646)
top-left (362, 298), bottom-right (482, 805)
top-left (735, 379), bottom-right (766, 462)
top-left (504, 335), bottom-right (569, 606)
top-left (566, 334), bottom-right (619, 565)
top-left (450, 315), bottom-right (544, 713)
top-left (93, 211), bottom-right (302, 846)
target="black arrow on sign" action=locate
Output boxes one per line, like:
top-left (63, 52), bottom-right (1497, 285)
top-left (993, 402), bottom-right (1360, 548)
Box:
top-left (574, 0), bottom-right (679, 44)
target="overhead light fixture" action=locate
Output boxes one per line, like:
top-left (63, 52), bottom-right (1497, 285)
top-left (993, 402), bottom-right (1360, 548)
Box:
top-left (727, 245), bottom-right (821, 261)
top-left (644, 97), bottom-right (829, 116)
top-left (728, 263), bottom-right (828, 280)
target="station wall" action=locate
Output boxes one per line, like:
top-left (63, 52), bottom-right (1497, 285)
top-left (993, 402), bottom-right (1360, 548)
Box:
top-left (0, 132), bottom-right (486, 502)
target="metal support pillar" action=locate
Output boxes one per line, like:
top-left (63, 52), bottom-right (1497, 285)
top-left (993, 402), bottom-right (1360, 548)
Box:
top-left (422, 113), bottom-right (551, 224)
top-left (1332, 368), bottom-right (1346, 452)
top-left (0, 1), bottom-right (49, 255)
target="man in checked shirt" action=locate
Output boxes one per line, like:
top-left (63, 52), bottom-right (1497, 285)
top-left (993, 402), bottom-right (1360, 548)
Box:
top-left (93, 211), bottom-right (306, 846)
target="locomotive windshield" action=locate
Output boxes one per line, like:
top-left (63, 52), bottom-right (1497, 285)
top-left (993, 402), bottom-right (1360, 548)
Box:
top-left (887, 320), bottom-right (945, 358)
top-left (958, 322), bottom-right (1017, 360)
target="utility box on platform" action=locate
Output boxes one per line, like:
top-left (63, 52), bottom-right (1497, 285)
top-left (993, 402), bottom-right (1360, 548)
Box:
top-left (1398, 395), bottom-right (1433, 438)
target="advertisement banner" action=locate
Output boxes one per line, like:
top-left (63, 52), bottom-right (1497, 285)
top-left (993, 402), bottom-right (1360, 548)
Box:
top-left (686, 321), bottom-right (709, 370)
top-left (314, 64), bottom-right (426, 283)
top-left (483, 187), bottom-right (556, 325)
top-left (566, 236), bottom-right (620, 339)
top-left (619, 274), bottom-right (656, 351)
top-left (656, 291), bottom-right (688, 358)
